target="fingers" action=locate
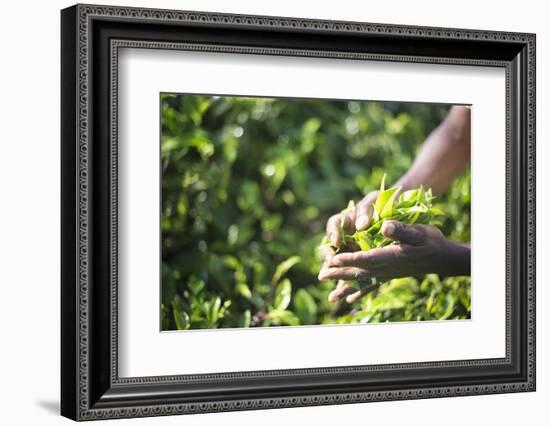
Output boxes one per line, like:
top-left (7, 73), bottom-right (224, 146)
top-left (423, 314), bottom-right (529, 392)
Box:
top-left (345, 288), bottom-right (372, 304)
top-left (355, 192), bottom-right (378, 231)
top-left (330, 245), bottom-right (403, 269)
top-left (341, 214), bottom-right (355, 237)
top-left (327, 281), bottom-right (373, 304)
top-left (318, 266), bottom-right (373, 282)
top-left (327, 280), bottom-right (356, 302)
top-left (326, 215), bottom-right (342, 247)
top-left (354, 201), bottom-right (372, 231)
top-left (381, 220), bottom-right (426, 245)
top-left (325, 191), bottom-right (378, 247)
top-left (319, 244), bottom-right (336, 264)
top-left (326, 212), bottom-right (355, 247)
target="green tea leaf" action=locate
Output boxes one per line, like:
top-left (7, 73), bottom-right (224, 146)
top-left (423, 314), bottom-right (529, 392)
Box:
top-left (272, 256), bottom-right (301, 285)
top-left (174, 310), bottom-right (190, 330)
top-left (294, 289), bottom-right (317, 325)
top-left (207, 297), bottom-right (222, 325)
top-left (402, 205), bottom-right (429, 214)
top-left (373, 174), bottom-right (401, 219)
top-left (273, 279), bottom-right (292, 311)
top-left (398, 188), bottom-right (419, 207)
top-left (430, 206), bottom-right (444, 216)
top-left (235, 283), bottom-right (252, 299)
top-left (267, 309), bottom-right (300, 326)
top-left (380, 186), bottom-right (400, 218)
top-left (187, 276), bottom-right (205, 295)
top-left (238, 310), bottom-right (251, 328)
top-left (354, 231), bottom-right (373, 251)
top-left (379, 174), bottom-right (386, 192)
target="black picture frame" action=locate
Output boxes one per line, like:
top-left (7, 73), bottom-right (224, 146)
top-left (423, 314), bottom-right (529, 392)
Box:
top-left (61, 3), bottom-right (536, 421)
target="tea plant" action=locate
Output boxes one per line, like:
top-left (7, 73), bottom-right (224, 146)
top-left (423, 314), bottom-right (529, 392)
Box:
top-left (160, 95), bottom-right (471, 330)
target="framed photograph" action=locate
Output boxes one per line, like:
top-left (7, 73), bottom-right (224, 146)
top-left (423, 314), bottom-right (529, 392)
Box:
top-left (61, 4), bottom-right (536, 421)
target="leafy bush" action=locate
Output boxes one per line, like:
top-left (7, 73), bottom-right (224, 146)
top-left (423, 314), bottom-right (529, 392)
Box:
top-left (160, 94), bottom-right (470, 330)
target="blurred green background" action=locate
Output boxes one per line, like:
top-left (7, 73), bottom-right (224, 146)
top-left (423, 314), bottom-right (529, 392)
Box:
top-left (160, 94), bottom-right (471, 331)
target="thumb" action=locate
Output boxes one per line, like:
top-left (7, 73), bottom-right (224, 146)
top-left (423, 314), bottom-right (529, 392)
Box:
top-left (355, 191), bottom-right (378, 231)
top-left (381, 221), bottom-right (425, 245)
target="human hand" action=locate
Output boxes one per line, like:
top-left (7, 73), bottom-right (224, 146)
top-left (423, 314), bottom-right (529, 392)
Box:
top-left (320, 190), bottom-right (379, 304)
top-left (319, 220), bottom-right (470, 303)
top-left (324, 191), bottom-right (379, 249)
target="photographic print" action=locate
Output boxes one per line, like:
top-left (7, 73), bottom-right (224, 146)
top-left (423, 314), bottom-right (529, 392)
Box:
top-left (160, 94), bottom-right (471, 331)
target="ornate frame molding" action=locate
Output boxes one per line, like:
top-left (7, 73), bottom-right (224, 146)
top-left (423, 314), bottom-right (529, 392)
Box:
top-left (61, 4), bottom-right (536, 421)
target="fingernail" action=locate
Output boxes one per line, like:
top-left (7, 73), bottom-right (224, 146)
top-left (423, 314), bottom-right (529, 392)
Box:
top-left (330, 257), bottom-right (341, 266)
top-left (328, 290), bottom-right (338, 303)
top-left (383, 222), bottom-right (395, 236)
top-left (356, 216), bottom-right (368, 230)
top-left (345, 292), bottom-right (359, 304)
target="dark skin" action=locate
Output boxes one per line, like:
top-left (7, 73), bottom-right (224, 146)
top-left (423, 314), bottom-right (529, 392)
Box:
top-left (319, 106), bottom-right (472, 303)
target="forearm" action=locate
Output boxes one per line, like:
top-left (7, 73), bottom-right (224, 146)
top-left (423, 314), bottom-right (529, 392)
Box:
top-left (395, 106), bottom-right (471, 195)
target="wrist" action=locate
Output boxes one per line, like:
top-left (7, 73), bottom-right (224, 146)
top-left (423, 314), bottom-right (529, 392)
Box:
top-left (395, 173), bottom-right (419, 193)
top-left (439, 241), bottom-right (471, 277)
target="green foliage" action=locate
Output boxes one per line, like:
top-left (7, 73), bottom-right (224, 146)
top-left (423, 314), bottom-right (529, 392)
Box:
top-left (335, 274), bottom-right (470, 324)
top-left (161, 94), bottom-right (471, 330)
